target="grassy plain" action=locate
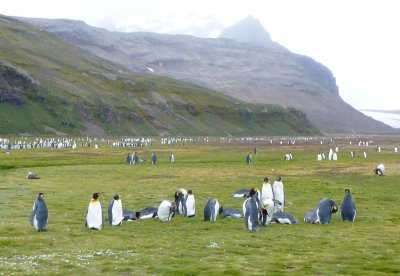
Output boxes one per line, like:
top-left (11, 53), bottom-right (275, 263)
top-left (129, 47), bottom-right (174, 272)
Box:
top-left (0, 136), bottom-right (399, 275)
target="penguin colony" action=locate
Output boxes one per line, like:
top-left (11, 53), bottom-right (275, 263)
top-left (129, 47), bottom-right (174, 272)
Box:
top-left (31, 181), bottom-right (357, 232)
top-left (25, 136), bottom-right (393, 232)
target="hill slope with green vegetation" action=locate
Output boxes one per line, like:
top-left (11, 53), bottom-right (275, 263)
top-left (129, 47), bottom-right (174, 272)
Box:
top-left (0, 15), bottom-right (319, 136)
top-left (16, 16), bottom-right (396, 134)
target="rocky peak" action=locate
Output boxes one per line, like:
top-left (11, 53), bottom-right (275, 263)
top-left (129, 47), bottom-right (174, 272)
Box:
top-left (219, 15), bottom-right (272, 46)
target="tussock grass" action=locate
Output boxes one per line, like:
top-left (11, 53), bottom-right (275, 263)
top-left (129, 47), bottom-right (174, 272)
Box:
top-left (0, 137), bottom-right (399, 275)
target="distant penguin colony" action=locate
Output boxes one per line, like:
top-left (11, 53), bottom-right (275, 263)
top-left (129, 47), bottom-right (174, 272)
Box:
top-left (30, 192), bottom-right (48, 232)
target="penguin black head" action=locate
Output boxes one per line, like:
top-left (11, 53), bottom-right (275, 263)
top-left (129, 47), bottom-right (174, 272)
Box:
top-left (276, 176), bottom-right (282, 181)
top-left (331, 204), bottom-right (338, 213)
top-left (37, 192), bottom-right (44, 199)
top-left (187, 189), bottom-right (193, 195)
top-left (248, 187), bottom-right (259, 197)
top-left (174, 190), bottom-right (181, 199)
top-left (113, 194), bottom-right (120, 200)
top-left (170, 201), bottom-right (176, 211)
top-left (263, 177), bottom-right (269, 183)
top-left (218, 206), bottom-right (224, 215)
top-left (345, 188), bottom-right (351, 193)
top-left (92, 192), bottom-right (101, 200)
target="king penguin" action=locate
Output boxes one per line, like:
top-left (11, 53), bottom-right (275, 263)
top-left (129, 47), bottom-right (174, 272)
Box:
top-left (242, 187), bottom-right (260, 216)
top-left (204, 198), bottom-right (220, 221)
top-left (304, 198), bottom-right (338, 224)
top-left (271, 211), bottom-right (298, 224)
top-left (219, 207), bottom-right (242, 218)
top-left (174, 188), bottom-right (188, 216)
top-left (260, 198), bottom-right (275, 226)
top-left (157, 200), bottom-right (176, 222)
top-left (374, 164), bottom-right (385, 176)
top-left (30, 192), bottom-right (48, 232)
top-left (185, 189), bottom-right (195, 217)
top-left (232, 188), bottom-right (250, 198)
top-left (108, 194), bottom-right (123, 226)
top-left (86, 192), bottom-right (103, 230)
top-left (137, 207), bottom-right (158, 219)
top-left (341, 189), bottom-right (356, 222)
top-left (243, 190), bottom-right (260, 231)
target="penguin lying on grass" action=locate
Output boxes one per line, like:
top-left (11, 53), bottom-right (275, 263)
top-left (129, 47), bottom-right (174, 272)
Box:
top-left (219, 207), bottom-right (242, 218)
top-left (270, 211), bottom-right (298, 224)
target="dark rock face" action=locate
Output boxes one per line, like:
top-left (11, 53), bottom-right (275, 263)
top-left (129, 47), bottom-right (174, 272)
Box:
top-left (0, 64), bottom-right (33, 105)
top-left (16, 17), bottom-right (394, 134)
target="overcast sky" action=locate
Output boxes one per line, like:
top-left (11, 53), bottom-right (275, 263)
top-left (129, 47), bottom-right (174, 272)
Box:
top-left (2, 0), bottom-right (399, 110)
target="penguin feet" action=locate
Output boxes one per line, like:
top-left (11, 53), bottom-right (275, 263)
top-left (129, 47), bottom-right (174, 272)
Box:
top-left (38, 228), bottom-right (48, 232)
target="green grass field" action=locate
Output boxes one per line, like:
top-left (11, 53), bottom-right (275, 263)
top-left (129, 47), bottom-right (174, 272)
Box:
top-left (0, 136), bottom-right (399, 275)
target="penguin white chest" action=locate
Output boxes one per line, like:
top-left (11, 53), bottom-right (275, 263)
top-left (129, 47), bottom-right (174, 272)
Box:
top-left (87, 201), bottom-right (103, 230)
top-left (111, 200), bottom-right (123, 226)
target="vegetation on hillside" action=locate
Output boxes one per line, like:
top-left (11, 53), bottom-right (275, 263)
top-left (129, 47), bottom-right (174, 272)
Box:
top-left (0, 15), bottom-right (319, 136)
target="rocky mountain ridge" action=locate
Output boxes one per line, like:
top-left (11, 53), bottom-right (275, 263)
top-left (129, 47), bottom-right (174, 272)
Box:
top-left (13, 16), bottom-right (396, 134)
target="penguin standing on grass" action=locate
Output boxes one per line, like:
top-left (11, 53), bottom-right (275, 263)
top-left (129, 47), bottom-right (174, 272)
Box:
top-left (204, 198), bottom-right (220, 222)
top-left (185, 189), bottom-right (196, 217)
top-left (341, 189), bottom-right (357, 222)
top-left (30, 192), bottom-right (48, 232)
top-left (174, 189), bottom-right (188, 216)
top-left (260, 198), bottom-right (275, 226)
top-left (243, 188), bottom-right (261, 231)
top-left (86, 192), bottom-right (103, 230)
top-left (108, 194), bottom-right (123, 226)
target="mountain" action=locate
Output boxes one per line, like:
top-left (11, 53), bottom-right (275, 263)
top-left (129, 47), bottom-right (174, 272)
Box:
top-left (0, 15), bottom-right (318, 136)
top-left (15, 16), bottom-right (395, 134)
top-left (219, 15), bottom-right (272, 46)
